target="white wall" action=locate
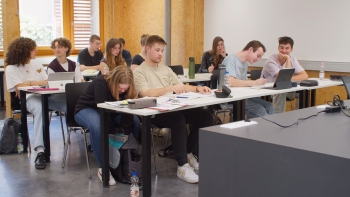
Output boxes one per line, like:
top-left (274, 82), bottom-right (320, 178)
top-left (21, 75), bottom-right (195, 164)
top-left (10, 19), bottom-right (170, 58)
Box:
top-left (204, 0), bottom-right (350, 63)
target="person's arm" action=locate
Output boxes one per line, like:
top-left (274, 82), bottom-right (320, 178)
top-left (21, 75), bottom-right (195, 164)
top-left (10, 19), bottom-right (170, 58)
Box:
top-left (183, 85), bottom-right (211, 94)
top-left (228, 77), bottom-right (265, 87)
top-left (200, 52), bottom-right (210, 73)
top-left (99, 62), bottom-right (107, 74)
top-left (291, 70), bottom-right (308, 81)
top-left (278, 53), bottom-right (291, 69)
top-left (80, 64), bottom-right (100, 71)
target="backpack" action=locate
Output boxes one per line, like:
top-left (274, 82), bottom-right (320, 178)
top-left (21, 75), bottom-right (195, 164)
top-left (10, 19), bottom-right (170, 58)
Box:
top-left (0, 118), bottom-right (22, 154)
top-left (110, 133), bottom-right (142, 184)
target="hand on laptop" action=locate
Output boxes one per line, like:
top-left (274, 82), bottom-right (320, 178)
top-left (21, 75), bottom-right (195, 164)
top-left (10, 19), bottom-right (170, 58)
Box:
top-left (254, 78), bottom-right (266, 86)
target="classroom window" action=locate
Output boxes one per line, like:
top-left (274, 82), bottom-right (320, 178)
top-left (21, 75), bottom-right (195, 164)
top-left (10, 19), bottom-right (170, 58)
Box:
top-left (18, 0), bottom-right (100, 55)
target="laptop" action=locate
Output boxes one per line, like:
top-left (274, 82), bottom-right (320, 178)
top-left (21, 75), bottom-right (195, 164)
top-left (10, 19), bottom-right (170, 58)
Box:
top-left (261, 68), bottom-right (295, 90)
top-left (47, 72), bottom-right (75, 90)
top-left (340, 76), bottom-right (350, 99)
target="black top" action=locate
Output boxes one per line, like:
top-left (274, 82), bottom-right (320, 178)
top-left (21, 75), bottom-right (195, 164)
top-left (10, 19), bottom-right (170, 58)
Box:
top-left (199, 51), bottom-right (227, 73)
top-left (131, 54), bottom-right (145, 65)
top-left (122, 49), bottom-right (132, 60)
top-left (77, 48), bottom-right (104, 66)
top-left (74, 75), bottom-right (134, 134)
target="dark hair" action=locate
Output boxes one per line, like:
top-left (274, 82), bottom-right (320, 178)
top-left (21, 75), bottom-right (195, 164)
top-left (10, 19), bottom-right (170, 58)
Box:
top-left (209, 36), bottom-right (225, 69)
top-left (243, 40), bottom-right (266, 53)
top-left (89, 34), bottom-right (101, 43)
top-left (105, 38), bottom-right (124, 71)
top-left (278, 36), bottom-right (294, 48)
top-left (104, 66), bottom-right (137, 100)
top-left (119, 38), bottom-right (125, 45)
top-left (5, 37), bottom-right (36, 65)
top-left (50, 37), bottom-right (72, 57)
top-left (145, 35), bottom-right (167, 47)
top-left (140, 34), bottom-right (149, 46)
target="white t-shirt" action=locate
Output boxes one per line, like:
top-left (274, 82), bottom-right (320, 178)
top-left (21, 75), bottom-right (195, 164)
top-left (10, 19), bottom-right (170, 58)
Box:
top-left (47, 62), bottom-right (83, 82)
top-left (6, 63), bottom-right (48, 92)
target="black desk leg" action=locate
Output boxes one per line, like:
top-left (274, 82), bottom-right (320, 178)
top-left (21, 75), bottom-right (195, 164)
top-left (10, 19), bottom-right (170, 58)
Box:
top-left (99, 108), bottom-right (109, 188)
top-left (142, 116), bottom-right (152, 197)
top-left (0, 72), bottom-right (4, 107)
top-left (231, 100), bottom-right (245, 122)
top-left (310, 89), bottom-right (316, 107)
top-left (298, 90), bottom-right (308, 109)
top-left (41, 95), bottom-right (51, 162)
top-left (20, 91), bottom-right (28, 152)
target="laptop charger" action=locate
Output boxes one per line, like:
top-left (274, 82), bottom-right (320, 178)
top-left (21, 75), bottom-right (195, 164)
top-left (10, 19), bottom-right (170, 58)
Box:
top-left (325, 106), bottom-right (341, 113)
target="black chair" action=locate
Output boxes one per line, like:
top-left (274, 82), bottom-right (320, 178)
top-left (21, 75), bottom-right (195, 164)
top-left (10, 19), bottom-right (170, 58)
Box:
top-left (169, 65), bottom-right (184, 75)
top-left (195, 64), bottom-right (201, 73)
top-left (62, 82), bottom-right (91, 177)
top-left (249, 70), bottom-right (262, 80)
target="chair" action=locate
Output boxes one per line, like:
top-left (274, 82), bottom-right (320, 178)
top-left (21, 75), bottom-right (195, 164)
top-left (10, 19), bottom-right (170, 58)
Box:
top-left (209, 73), bottom-right (231, 124)
top-left (62, 82), bottom-right (91, 177)
top-left (169, 65), bottom-right (184, 75)
top-left (195, 64), bottom-right (201, 73)
top-left (286, 92), bottom-right (299, 110)
top-left (249, 70), bottom-right (262, 80)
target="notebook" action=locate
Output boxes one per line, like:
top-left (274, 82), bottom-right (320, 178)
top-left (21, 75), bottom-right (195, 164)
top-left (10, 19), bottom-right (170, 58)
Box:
top-left (47, 72), bottom-right (75, 90)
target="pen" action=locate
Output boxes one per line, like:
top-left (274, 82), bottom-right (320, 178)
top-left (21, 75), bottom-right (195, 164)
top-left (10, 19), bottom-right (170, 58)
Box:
top-left (176, 96), bottom-right (188, 98)
top-left (262, 75), bottom-right (266, 79)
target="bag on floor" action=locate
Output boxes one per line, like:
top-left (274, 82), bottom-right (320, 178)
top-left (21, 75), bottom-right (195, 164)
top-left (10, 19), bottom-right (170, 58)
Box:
top-left (0, 118), bottom-right (22, 154)
top-left (110, 133), bottom-right (142, 184)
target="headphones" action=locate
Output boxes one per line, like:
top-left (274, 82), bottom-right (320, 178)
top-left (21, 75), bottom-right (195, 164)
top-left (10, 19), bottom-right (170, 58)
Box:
top-left (332, 95), bottom-right (347, 109)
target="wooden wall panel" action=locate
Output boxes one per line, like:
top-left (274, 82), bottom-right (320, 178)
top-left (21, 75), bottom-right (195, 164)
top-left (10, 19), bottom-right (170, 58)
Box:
top-left (123, 0), bottom-right (164, 59)
top-left (3, 0), bottom-right (20, 118)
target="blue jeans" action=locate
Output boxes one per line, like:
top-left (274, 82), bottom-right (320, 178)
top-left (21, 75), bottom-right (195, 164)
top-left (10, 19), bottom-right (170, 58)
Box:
top-left (74, 108), bottom-right (140, 167)
top-left (245, 97), bottom-right (274, 118)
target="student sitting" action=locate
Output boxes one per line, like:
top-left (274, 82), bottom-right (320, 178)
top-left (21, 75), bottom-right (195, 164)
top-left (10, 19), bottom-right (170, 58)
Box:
top-left (130, 34), bottom-right (149, 71)
top-left (199, 36), bottom-right (227, 73)
top-left (133, 35), bottom-right (213, 183)
top-left (48, 37), bottom-right (84, 82)
top-left (261, 36), bottom-right (308, 113)
top-left (74, 66), bottom-right (140, 186)
top-left (222, 40), bottom-right (274, 118)
top-left (5, 37), bottom-right (66, 170)
top-left (99, 38), bottom-right (126, 75)
top-left (118, 38), bottom-right (132, 60)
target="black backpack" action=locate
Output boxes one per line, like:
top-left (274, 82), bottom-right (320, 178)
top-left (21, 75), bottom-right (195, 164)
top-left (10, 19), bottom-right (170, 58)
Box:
top-left (0, 118), bottom-right (22, 154)
top-left (110, 133), bottom-right (142, 184)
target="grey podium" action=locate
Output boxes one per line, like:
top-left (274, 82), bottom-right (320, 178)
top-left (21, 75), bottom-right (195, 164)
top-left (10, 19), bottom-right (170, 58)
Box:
top-left (199, 104), bottom-right (350, 197)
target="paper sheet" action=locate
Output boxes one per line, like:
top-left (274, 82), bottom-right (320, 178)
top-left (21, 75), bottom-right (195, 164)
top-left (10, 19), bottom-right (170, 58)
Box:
top-left (220, 120), bottom-right (257, 129)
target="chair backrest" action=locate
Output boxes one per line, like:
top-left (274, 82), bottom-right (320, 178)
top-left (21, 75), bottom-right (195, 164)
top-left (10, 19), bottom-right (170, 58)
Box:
top-left (169, 65), bottom-right (184, 75)
top-left (250, 70), bottom-right (262, 80)
top-left (195, 64), bottom-right (201, 73)
top-left (10, 92), bottom-right (21, 111)
top-left (65, 82), bottom-right (90, 126)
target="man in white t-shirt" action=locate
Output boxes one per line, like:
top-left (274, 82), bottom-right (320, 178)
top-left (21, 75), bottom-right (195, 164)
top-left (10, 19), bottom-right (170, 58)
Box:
top-left (261, 36), bottom-right (308, 113)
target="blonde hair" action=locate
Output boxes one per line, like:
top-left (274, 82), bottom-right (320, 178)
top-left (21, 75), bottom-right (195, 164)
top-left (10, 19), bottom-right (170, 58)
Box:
top-left (140, 34), bottom-right (149, 46)
top-left (104, 66), bottom-right (137, 100)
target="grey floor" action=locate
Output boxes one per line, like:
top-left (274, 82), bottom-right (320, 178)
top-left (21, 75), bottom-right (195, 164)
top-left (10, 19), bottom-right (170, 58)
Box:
top-left (0, 107), bottom-right (200, 197)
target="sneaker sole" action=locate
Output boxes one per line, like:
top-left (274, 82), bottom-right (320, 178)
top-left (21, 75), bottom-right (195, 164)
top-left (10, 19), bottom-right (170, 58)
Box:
top-left (177, 174), bottom-right (198, 184)
top-left (35, 165), bottom-right (46, 170)
top-left (98, 171), bottom-right (116, 186)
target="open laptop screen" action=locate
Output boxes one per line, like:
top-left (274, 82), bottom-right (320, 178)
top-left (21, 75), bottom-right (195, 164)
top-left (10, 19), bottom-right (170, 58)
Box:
top-left (341, 76), bottom-right (350, 99)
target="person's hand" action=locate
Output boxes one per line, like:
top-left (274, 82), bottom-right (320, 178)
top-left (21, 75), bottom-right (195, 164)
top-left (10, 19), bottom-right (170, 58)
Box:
top-left (220, 49), bottom-right (226, 58)
top-left (254, 78), bottom-right (266, 86)
top-left (170, 84), bottom-right (186, 94)
top-left (208, 64), bottom-right (214, 73)
top-left (197, 86), bottom-right (211, 94)
top-left (15, 89), bottom-right (20, 99)
top-left (278, 53), bottom-right (290, 61)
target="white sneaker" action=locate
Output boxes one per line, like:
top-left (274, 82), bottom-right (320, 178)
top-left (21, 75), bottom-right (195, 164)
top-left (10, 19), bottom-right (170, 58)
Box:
top-left (188, 153), bottom-right (199, 170)
top-left (152, 127), bottom-right (168, 137)
top-left (177, 163), bottom-right (199, 183)
top-left (98, 168), bottom-right (116, 186)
